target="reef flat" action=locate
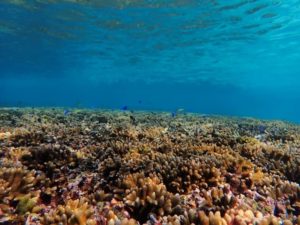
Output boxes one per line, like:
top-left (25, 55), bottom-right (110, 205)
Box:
top-left (0, 108), bottom-right (299, 225)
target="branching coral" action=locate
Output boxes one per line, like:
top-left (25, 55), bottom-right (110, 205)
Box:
top-left (0, 167), bottom-right (42, 200)
top-left (43, 198), bottom-right (96, 225)
top-left (122, 173), bottom-right (182, 221)
top-left (21, 144), bottom-right (79, 180)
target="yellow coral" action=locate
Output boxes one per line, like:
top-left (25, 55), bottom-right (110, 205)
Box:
top-left (251, 170), bottom-right (264, 184)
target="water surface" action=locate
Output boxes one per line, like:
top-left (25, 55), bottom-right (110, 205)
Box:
top-left (1, 0), bottom-right (300, 122)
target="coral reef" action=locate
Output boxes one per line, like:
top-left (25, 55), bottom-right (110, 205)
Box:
top-left (0, 108), bottom-right (300, 224)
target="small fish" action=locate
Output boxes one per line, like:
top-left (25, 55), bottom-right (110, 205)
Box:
top-left (64, 109), bottom-right (70, 116)
top-left (121, 105), bottom-right (128, 111)
top-left (171, 112), bottom-right (176, 117)
top-left (138, 100), bottom-right (142, 104)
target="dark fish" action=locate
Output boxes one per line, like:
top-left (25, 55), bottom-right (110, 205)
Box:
top-left (171, 112), bottom-right (176, 117)
top-left (121, 105), bottom-right (128, 111)
top-left (138, 100), bottom-right (142, 104)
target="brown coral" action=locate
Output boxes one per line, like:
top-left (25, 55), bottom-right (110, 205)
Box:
top-left (43, 198), bottom-right (96, 225)
top-left (123, 173), bottom-right (182, 221)
top-left (0, 167), bottom-right (42, 200)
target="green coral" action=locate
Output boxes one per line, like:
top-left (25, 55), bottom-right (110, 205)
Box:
top-left (16, 194), bottom-right (38, 215)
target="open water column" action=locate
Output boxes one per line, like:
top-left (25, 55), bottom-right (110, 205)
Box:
top-left (0, 1), bottom-right (300, 224)
top-left (0, 0), bottom-right (300, 121)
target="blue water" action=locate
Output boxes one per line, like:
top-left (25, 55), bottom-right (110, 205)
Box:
top-left (1, 0), bottom-right (300, 122)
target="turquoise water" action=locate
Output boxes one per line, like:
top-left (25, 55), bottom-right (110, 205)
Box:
top-left (0, 0), bottom-right (300, 122)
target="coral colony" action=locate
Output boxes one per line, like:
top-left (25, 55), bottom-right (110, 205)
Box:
top-left (0, 108), bottom-right (299, 225)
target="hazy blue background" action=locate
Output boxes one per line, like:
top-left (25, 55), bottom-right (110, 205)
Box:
top-left (1, 0), bottom-right (300, 122)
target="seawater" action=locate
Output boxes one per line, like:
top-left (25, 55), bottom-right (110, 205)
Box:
top-left (1, 0), bottom-right (300, 122)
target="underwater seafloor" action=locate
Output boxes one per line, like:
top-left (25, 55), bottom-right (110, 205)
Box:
top-left (0, 108), bottom-right (299, 225)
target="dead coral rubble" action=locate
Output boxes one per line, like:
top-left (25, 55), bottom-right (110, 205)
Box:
top-left (0, 108), bottom-right (300, 224)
